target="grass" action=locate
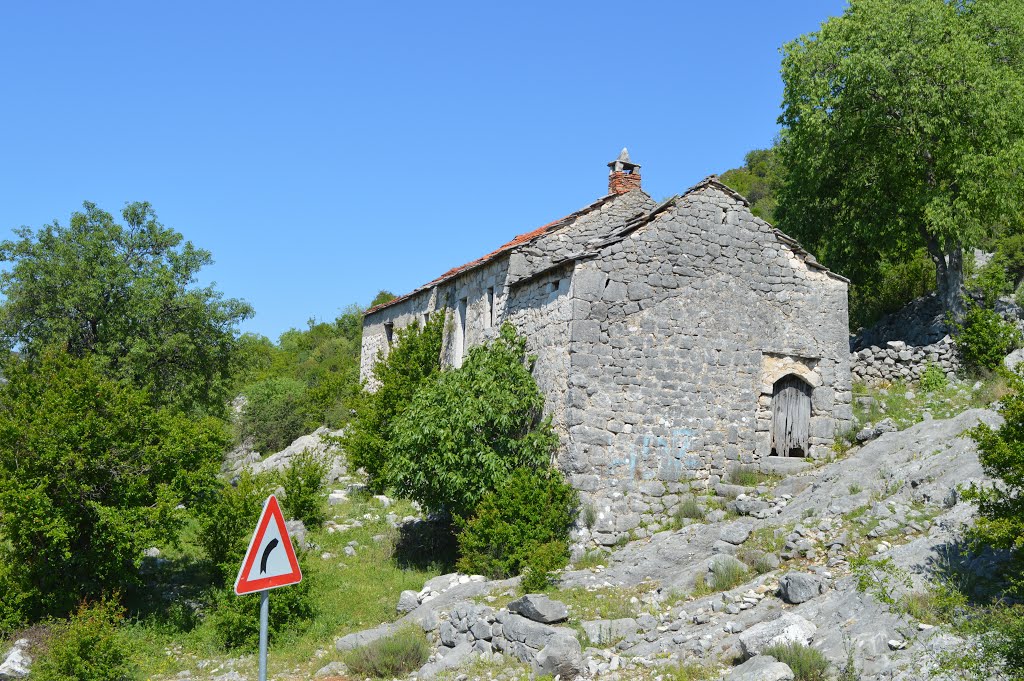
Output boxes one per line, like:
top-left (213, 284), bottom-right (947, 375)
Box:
top-left (761, 642), bottom-right (829, 681)
top-left (727, 465), bottom-right (780, 487)
top-left (572, 550), bottom-right (606, 570)
top-left (693, 559), bottom-right (749, 597)
top-left (851, 372), bottom-right (1010, 432)
top-left (848, 483), bottom-right (863, 494)
top-left (342, 624), bottom-right (430, 678)
top-left (670, 496), bottom-right (705, 529)
top-left (124, 493), bottom-right (441, 679)
top-left (549, 583), bottom-right (656, 621)
top-left (661, 658), bottom-right (717, 680)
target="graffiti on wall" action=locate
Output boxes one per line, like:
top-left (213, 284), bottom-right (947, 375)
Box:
top-left (611, 427), bottom-right (700, 480)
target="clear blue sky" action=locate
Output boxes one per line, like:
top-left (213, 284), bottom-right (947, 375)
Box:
top-left (0, 1), bottom-right (848, 340)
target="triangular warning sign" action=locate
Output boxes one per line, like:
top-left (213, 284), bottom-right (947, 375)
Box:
top-left (234, 494), bottom-right (303, 595)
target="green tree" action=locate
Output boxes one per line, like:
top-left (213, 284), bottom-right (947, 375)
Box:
top-left (777, 0), bottom-right (1024, 320)
top-left (0, 353), bottom-right (229, 619)
top-left (343, 313), bottom-right (445, 492)
top-left (719, 146), bottom-right (784, 223)
top-left (387, 323), bottom-right (559, 518)
top-left (0, 201), bottom-right (253, 414)
top-left (370, 290), bottom-right (397, 307)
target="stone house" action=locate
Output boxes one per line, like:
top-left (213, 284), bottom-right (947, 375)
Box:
top-left (360, 150), bottom-right (853, 543)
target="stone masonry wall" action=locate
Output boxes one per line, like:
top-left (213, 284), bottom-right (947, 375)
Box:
top-left (851, 337), bottom-right (960, 386)
top-left (564, 185), bottom-right (852, 546)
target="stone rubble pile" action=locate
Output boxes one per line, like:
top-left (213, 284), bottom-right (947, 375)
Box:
top-left (851, 338), bottom-right (960, 386)
top-left (421, 595), bottom-right (583, 680)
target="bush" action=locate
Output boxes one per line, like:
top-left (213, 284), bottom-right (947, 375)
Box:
top-left (520, 541), bottom-right (569, 593)
top-left (970, 255), bottom-right (1012, 308)
top-left (0, 353), bottom-right (228, 620)
top-left (33, 600), bottom-right (135, 681)
top-left (674, 496), bottom-right (706, 522)
top-left (209, 580), bottom-right (316, 650)
top-left (196, 472), bottom-right (276, 585)
top-left (954, 306), bottom-right (1022, 371)
top-left (240, 376), bottom-right (309, 454)
top-left (919, 363), bottom-right (948, 393)
top-left (761, 642), bottom-right (829, 681)
top-left (280, 448), bottom-right (329, 527)
top-left (387, 324), bottom-right (560, 518)
top-left (342, 625), bottom-right (430, 678)
top-left (456, 468), bottom-right (578, 580)
top-left (343, 314), bottom-right (445, 492)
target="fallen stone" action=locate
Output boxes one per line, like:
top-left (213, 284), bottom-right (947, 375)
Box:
top-left (719, 522), bottom-right (753, 545)
top-left (508, 594), bottom-right (569, 624)
top-left (533, 631), bottom-right (583, 680)
top-left (729, 654), bottom-right (794, 681)
top-left (580, 618), bottom-right (638, 644)
top-left (417, 641), bottom-right (475, 680)
top-left (739, 613), bottom-right (816, 657)
top-left (313, 661), bottom-right (348, 678)
top-left (778, 572), bottom-right (825, 605)
top-left (397, 589), bottom-right (420, 613)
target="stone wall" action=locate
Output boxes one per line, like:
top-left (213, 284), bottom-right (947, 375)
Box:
top-left (563, 184), bottom-right (853, 545)
top-left (851, 338), bottom-right (960, 386)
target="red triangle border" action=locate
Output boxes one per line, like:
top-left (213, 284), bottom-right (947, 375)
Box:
top-left (234, 494), bottom-right (303, 595)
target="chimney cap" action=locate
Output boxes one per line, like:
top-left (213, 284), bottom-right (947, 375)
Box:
top-left (608, 147), bottom-right (640, 173)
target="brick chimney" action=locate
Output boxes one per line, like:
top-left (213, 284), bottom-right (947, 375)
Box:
top-left (608, 147), bottom-right (641, 194)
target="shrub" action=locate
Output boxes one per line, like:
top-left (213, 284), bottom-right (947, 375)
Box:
top-left (456, 467), bottom-right (578, 579)
top-left (919, 363), bottom-right (948, 393)
top-left (209, 580), bottom-right (316, 650)
top-left (196, 471), bottom-right (276, 585)
top-left (386, 323), bottom-right (560, 518)
top-left (970, 255), bottom-right (1012, 308)
top-left (280, 448), bottom-right (329, 527)
top-left (761, 642), bottom-right (829, 681)
top-left (954, 306), bottom-right (1022, 371)
top-left (33, 600), bottom-right (135, 681)
top-left (342, 625), bottom-right (430, 678)
top-left (240, 376), bottom-right (309, 454)
top-left (0, 353), bottom-right (227, 620)
top-left (343, 314), bottom-right (445, 492)
top-left (520, 541), bottom-right (568, 593)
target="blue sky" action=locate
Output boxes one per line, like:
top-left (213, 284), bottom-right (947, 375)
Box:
top-left (0, 1), bottom-right (848, 340)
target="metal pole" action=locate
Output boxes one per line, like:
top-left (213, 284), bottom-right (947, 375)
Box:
top-left (258, 590), bottom-right (269, 681)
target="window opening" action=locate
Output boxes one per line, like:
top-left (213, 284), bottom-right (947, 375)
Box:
top-left (486, 287), bottom-right (495, 328)
top-left (384, 321), bottom-right (394, 345)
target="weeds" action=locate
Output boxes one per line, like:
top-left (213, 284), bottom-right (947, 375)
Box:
top-left (342, 625), bottom-right (430, 678)
top-left (761, 642), bottom-right (829, 681)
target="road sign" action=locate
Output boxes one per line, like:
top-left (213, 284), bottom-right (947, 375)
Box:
top-left (234, 494), bottom-right (303, 595)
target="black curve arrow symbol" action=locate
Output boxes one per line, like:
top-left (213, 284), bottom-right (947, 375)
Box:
top-left (260, 538), bottom-right (280, 574)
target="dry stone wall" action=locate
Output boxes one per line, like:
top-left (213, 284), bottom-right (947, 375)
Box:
top-left (851, 338), bottom-right (961, 386)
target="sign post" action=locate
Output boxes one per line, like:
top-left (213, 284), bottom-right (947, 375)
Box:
top-left (234, 494), bottom-right (303, 681)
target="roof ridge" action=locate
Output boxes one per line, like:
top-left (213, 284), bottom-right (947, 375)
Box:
top-left (364, 192), bottom-right (622, 315)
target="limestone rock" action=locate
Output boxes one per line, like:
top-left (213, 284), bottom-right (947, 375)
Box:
top-left (397, 589), bottom-right (420, 613)
top-left (533, 632), bottom-right (583, 680)
top-left (313, 661), bottom-right (348, 678)
top-left (729, 654), bottom-right (794, 681)
top-left (719, 522), bottom-right (753, 545)
top-left (508, 594), bottom-right (569, 624)
top-left (416, 641), bottom-right (475, 680)
top-left (739, 613), bottom-right (816, 657)
top-left (581, 618), bottom-right (638, 644)
top-left (0, 640), bottom-right (31, 679)
top-left (777, 572), bottom-right (825, 604)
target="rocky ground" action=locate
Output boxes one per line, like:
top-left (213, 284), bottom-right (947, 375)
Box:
top-left (0, 404), bottom-right (1002, 681)
top-left (316, 407), bottom-right (1002, 681)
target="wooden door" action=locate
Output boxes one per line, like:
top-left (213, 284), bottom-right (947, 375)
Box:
top-left (770, 375), bottom-right (811, 457)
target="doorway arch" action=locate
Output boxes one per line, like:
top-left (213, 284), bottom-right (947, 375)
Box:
top-left (770, 374), bottom-right (812, 457)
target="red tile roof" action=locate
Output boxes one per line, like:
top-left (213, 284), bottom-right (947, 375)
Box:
top-left (364, 193), bottom-right (619, 316)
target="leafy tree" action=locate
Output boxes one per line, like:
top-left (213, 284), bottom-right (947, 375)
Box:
top-left (239, 376), bottom-right (309, 453)
top-left (719, 146), bottom-right (784, 223)
top-left (343, 313), bottom-right (445, 492)
top-left (370, 290), bottom-right (397, 307)
top-left (386, 323), bottom-right (559, 518)
top-left (777, 0), bottom-right (1024, 320)
top-left (0, 353), bottom-right (229, 619)
top-left (0, 201), bottom-right (253, 414)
